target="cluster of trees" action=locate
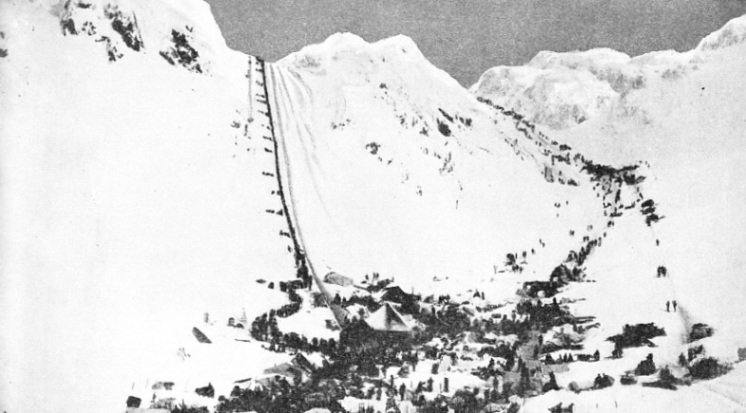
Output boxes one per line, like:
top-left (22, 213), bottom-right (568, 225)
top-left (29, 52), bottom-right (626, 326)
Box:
top-left (250, 280), bottom-right (339, 356)
top-left (217, 383), bottom-right (346, 413)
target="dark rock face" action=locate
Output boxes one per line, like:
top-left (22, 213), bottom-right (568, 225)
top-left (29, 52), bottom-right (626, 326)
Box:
top-left (159, 28), bottom-right (203, 73)
top-left (58, 0), bottom-right (143, 62)
top-left (106, 4), bottom-right (143, 52)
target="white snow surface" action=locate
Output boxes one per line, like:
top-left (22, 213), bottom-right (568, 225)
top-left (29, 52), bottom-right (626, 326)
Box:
top-left (1, 1), bottom-right (746, 413)
top-left (473, 13), bottom-right (746, 354)
top-left (471, 14), bottom-right (746, 131)
top-left (1, 1), bottom-right (295, 412)
top-left (268, 34), bottom-right (602, 292)
top-left (471, 15), bottom-right (746, 407)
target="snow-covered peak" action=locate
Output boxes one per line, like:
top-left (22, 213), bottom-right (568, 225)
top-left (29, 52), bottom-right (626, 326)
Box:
top-left (528, 48), bottom-right (633, 70)
top-left (697, 14), bottom-right (746, 52)
top-left (375, 33), bottom-right (424, 57)
top-left (53, 0), bottom-right (227, 46)
top-left (279, 32), bottom-right (426, 66)
top-left (316, 31), bottom-right (370, 50)
top-left (470, 14), bottom-right (746, 130)
top-left (35, 0), bottom-right (241, 75)
top-left (276, 31), bottom-right (458, 90)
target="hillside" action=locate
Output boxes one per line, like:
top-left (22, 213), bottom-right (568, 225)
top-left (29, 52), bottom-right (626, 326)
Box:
top-left (472, 14), bottom-right (746, 357)
top-left (1, 1), bottom-right (745, 413)
top-left (267, 31), bottom-right (607, 289)
top-left (1, 0), bottom-right (298, 411)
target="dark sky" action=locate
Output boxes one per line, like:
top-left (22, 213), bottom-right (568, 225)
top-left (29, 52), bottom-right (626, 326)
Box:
top-left (205, 0), bottom-right (746, 86)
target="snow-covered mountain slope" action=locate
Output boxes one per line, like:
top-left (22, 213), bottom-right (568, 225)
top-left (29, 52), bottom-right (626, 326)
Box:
top-left (1, 1), bottom-right (297, 412)
top-left (267, 32), bottom-right (607, 291)
top-left (472, 13), bottom-right (746, 359)
top-left (2, 1), bottom-right (745, 413)
top-left (471, 15), bottom-right (746, 131)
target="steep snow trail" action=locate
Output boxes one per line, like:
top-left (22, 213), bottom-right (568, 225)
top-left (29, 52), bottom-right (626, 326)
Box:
top-left (267, 62), bottom-right (334, 223)
top-left (266, 62), bottom-right (339, 320)
top-left (260, 58), bottom-right (303, 267)
top-left (0, 4), bottom-right (306, 411)
top-left (473, 17), bottom-right (746, 358)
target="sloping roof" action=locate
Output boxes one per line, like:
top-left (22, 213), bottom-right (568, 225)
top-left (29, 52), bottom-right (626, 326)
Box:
top-left (192, 327), bottom-right (212, 344)
top-left (381, 286), bottom-right (414, 304)
top-left (365, 303), bottom-right (411, 332)
top-left (291, 353), bottom-right (315, 373)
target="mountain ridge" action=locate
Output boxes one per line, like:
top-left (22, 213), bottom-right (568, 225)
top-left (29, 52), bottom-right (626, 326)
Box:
top-left (470, 13), bottom-right (746, 131)
top-left (1, 2), bottom-right (745, 413)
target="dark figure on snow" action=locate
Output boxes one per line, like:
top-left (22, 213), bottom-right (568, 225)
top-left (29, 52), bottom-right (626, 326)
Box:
top-left (666, 301), bottom-right (670, 312)
top-left (593, 350), bottom-right (600, 361)
top-left (635, 353), bottom-right (656, 376)
top-left (593, 374), bottom-right (603, 389)
top-left (673, 300), bottom-right (677, 312)
top-left (593, 374), bottom-right (613, 389)
top-left (543, 371), bottom-right (560, 392)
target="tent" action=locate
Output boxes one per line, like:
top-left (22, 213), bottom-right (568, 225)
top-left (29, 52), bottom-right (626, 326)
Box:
top-left (290, 353), bottom-right (315, 374)
top-left (366, 303), bottom-right (411, 332)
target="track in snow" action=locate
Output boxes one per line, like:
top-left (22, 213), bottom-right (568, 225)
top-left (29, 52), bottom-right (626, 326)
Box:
top-left (260, 59), bottom-right (346, 325)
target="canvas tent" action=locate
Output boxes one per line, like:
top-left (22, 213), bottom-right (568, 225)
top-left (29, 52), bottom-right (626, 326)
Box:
top-left (340, 303), bottom-right (414, 353)
top-left (365, 303), bottom-right (411, 332)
